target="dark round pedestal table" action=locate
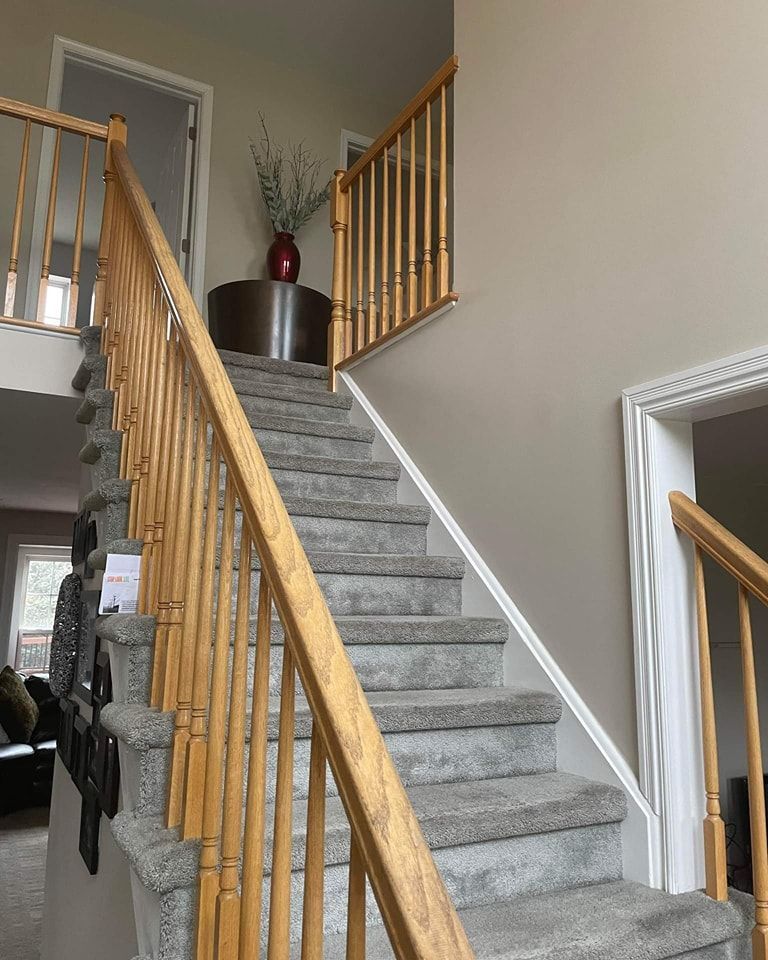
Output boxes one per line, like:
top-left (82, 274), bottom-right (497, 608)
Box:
top-left (207, 279), bottom-right (330, 366)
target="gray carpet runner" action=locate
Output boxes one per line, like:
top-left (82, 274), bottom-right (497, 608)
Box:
top-left (72, 333), bottom-right (753, 959)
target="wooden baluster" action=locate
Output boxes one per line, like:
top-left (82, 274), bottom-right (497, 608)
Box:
top-left (161, 367), bottom-right (197, 713)
top-left (693, 546), bottom-right (727, 900)
top-left (115, 223), bottom-right (140, 453)
top-left (367, 160), bottom-right (376, 344)
top-left (214, 527), bottom-right (252, 960)
top-left (421, 100), bottom-right (433, 309)
top-left (393, 133), bottom-right (403, 327)
top-left (93, 114), bottom-right (127, 328)
top-left (344, 186), bottom-right (353, 355)
top-left (5, 118), bottom-right (31, 317)
top-left (133, 282), bottom-right (162, 551)
top-left (127, 256), bottom-right (154, 533)
top-left (301, 725), bottom-right (327, 960)
top-left (407, 117), bottom-right (418, 318)
top-left (138, 293), bottom-right (169, 615)
top-left (356, 177), bottom-right (365, 350)
top-left (380, 148), bottom-right (390, 335)
top-left (146, 311), bottom-right (177, 619)
top-left (239, 577), bottom-right (272, 960)
top-left (737, 584), bottom-right (768, 959)
top-left (196, 473), bottom-right (236, 960)
top-left (437, 83), bottom-right (449, 298)
top-left (67, 135), bottom-right (90, 326)
top-left (36, 127), bottom-right (62, 323)
top-left (167, 396), bottom-right (208, 828)
top-left (327, 171), bottom-right (349, 392)
top-left (103, 190), bottom-right (129, 386)
top-left (345, 834), bottom-right (366, 960)
top-left (267, 642), bottom-right (296, 960)
top-left (182, 440), bottom-right (221, 839)
top-left (149, 335), bottom-right (183, 706)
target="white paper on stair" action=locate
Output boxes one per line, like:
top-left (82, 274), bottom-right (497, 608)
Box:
top-left (99, 554), bottom-right (141, 614)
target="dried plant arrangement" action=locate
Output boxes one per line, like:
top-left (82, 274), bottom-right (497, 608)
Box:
top-left (249, 114), bottom-right (330, 236)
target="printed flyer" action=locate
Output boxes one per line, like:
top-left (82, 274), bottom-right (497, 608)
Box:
top-left (99, 553), bottom-right (141, 614)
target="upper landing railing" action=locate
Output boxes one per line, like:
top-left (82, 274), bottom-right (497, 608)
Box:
top-left (327, 56), bottom-right (459, 389)
top-left (0, 97), bottom-right (121, 335)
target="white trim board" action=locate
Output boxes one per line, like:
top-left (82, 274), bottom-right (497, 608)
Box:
top-left (339, 368), bottom-right (661, 887)
top-left (26, 36), bottom-right (213, 313)
top-left (623, 341), bottom-right (768, 893)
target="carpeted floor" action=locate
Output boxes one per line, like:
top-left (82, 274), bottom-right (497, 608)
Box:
top-left (0, 807), bottom-right (50, 960)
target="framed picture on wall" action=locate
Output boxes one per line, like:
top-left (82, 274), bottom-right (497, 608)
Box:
top-left (94, 728), bottom-right (120, 819)
top-left (56, 698), bottom-right (79, 771)
top-left (90, 651), bottom-right (112, 733)
top-left (78, 781), bottom-right (100, 875)
top-left (73, 590), bottom-right (100, 704)
top-left (71, 714), bottom-right (90, 795)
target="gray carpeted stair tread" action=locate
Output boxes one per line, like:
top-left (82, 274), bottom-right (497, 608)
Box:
top-left (82, 478), bottom-right (131, 511)
top-left (89, 539), bottom-right (143, 571)
top-left (219, 348), bottom-right (328, 381)
top-left (72, 353), bottom-right (106, 391)
top-left (239, 550), bottom-right (464, 578)
top-left (246, 411), bottom-right (373, 442)
top-left (227, 494), bottom-right (430, 525)
top-left (79, 429), bottom-right (121, 465)
top-left (96, 613), bottom-right (155, 647)
top-left (76, 387), bottom-right (114, 425)
top-left (263, 451), bottom-right (400, 481)
top-left (230, 375), bottom-right (352, 409)
top-left (317, 881), bottom-right (753, 960)
top-left (102, 686), bottom-right (562, 751)
top-left (111, 772), bottom-right (627, 895)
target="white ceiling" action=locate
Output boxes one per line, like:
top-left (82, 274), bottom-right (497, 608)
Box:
top-left (97, 0), bottom-right (453, 108)
top-left (0, 389), bottom-right (82, 512)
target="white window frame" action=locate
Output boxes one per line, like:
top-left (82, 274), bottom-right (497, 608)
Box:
top-left (7, 545), bottom-right (72, 673)
top-left (41, 274), bottom-right (71, 327)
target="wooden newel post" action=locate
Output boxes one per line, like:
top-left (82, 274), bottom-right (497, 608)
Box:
top-left (93, 113), bottom-right (127, 328)
top-left (327, 170), bottom-right (348, 392)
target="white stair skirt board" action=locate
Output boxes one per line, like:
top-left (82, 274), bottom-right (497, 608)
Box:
top-left (623, 340), bottom-right (768, 894)
top-left (339, 369), bottom-right (661, 888)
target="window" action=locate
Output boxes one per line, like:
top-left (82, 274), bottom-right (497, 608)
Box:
top-left (41, 275), bottom-right (71, 326)
top-left (11, 550), bottom-right (72, 675)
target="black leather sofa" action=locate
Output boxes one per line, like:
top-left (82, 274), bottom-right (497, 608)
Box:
top-left (0, 674), bottom-right (58, 814)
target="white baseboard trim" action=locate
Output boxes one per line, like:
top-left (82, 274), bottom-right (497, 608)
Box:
top-left (340, 369), bottom-right (662, 886)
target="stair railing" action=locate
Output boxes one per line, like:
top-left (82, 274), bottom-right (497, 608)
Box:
top-left (669, 491), bottom-right (768, 958)
top-left (97, 133), bottom-right (474, 958)
top-left (0, 97), bottom-right (122, 331)
top-left (327, 56), bottom-right (459, 389)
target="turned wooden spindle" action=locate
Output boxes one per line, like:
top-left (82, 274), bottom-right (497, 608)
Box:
top-left (344, 185), bottom-right (353, 353)
top-left (301, 725), bottom-right (327, 960)
top-left (407, 117), bottom-right (418, 318)
top-left (182, 442), bottom-right (221, 839)
top-left (737, 585), bottom-right (768, 959)
top-left (693, 546), bottom-right (727, 900)
top-left (437, 83), bottom-right (450, 298)
top-left (367, 159), bottom-right (377, 343)
top-left (381, 147), bottom-right (390, 334)
top-left (214, 528), bottom-right (253, 960)
top-left (196, 474), bottom-right (236, 960)
top-left (239, 577), bottom-right (272, 960)
top-left (356, 177), bottom-right (365, 349)
top-left (68, 135), bottom-right (90, 326)
top-left (36, 127), bottom-right (62, 323)
top-left (93, 114), bottom-right (127, 328)
top-left (267, 642), bottom-right (296, 960)
top-left (346, 834), bottom-right (367, 960)
top-left (393, 132), bottom-right (404, 327)
top-left (421, 99), bottom-right (433, 309)
top-left (5, 118), bottom-right (31, 317)
top-left (327, 171), bottom-right (349, 391)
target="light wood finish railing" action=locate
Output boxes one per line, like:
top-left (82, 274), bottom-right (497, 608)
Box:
top-left (0, 97), bottom-right (116, 332)
top-left (92, 128), bottom-right (473, 958)
top-left (327, 56), bottom-right (459, 389)
top-left (670, 491), bottom-right (768, 959)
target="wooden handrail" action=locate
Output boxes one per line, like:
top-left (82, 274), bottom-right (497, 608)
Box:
top-left (669, 490), bottom-right (768, 605)
top-left (0, 96), bottom-right (108, 140)
top-left (340, 55), bottom-right (458, 191)
top-left (110, 140), bottom-right (474, 959)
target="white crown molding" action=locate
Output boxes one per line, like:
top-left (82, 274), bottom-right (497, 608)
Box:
top-left (623, 340), bottom-right (768, 893)
top-left (341, 368), bottom-right (661, 887)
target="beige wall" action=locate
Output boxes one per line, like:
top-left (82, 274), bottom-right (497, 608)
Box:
top-left (350, 1), bottom-right (768, 771)
top-left (0, 0), bottom-right (404, 313)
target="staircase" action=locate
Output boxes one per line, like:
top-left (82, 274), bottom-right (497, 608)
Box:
top-left (71, 334), bottom-right (753, 959)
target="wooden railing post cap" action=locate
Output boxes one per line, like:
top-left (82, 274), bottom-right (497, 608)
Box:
top-left (330, 170), bottom-right (348, 226)
top-left (110, 113), bottom-right (126, 123)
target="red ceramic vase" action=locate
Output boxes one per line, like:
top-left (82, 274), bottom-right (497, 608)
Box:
top-left (266, 231), bottom-right (301, 283)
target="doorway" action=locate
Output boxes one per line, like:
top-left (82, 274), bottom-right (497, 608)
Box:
top-left (623, 343), bottom-right (768, 894)
top-left (25, 37), bottom-right (212, 318)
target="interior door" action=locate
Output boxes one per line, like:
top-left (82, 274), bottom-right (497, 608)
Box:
top-left (154, 103), bottom-right (196, 281)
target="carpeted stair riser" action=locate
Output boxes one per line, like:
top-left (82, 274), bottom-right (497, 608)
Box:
top-left (79, 430), bottom-right (122, 488)
top-left (72, 353), bottom-right (107, 392)
top-left (267, 463), bottom-right (399, 503)
top-left (79, 324), bottom-right (103, 356)
top-left (82, 479), bottom-right (131, 544)
top-left (76, 387), bottom-right (115, 437)
top-left (109, 641), bottom-right (152, 705)
top-left (220, 352), bottom-right (328, 393)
